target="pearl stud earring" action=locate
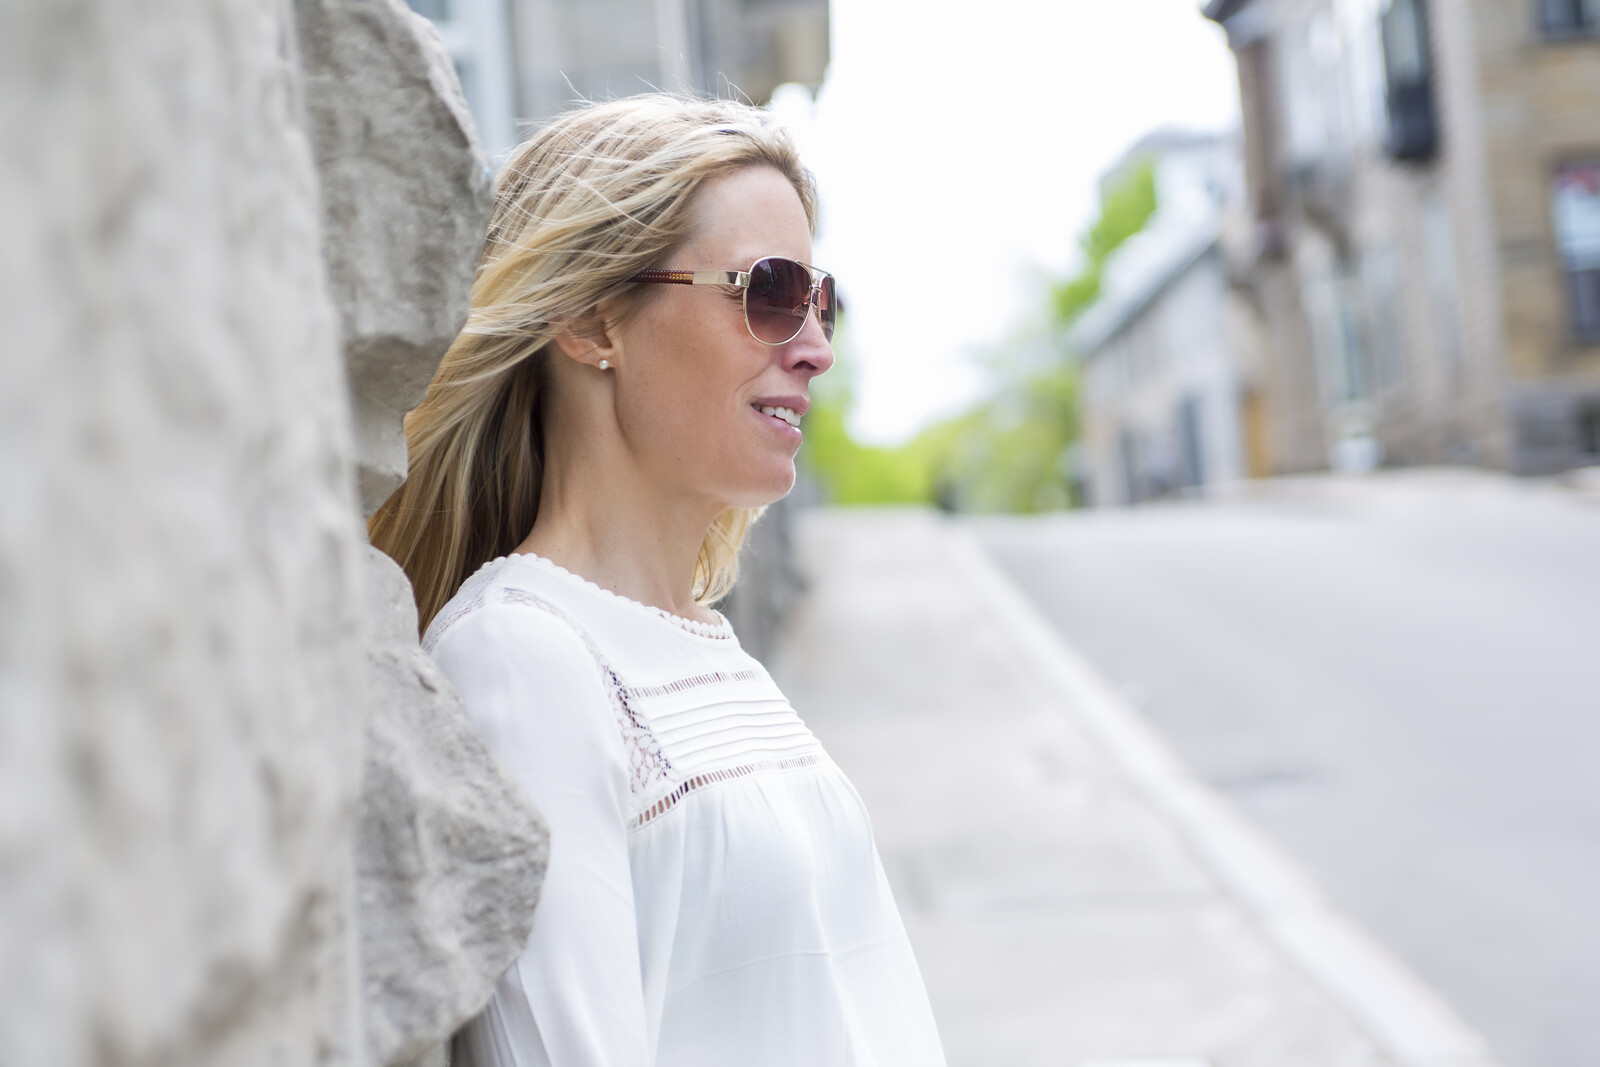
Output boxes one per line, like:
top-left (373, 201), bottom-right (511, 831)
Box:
top-left (597, 359), bottom-right (612, 371)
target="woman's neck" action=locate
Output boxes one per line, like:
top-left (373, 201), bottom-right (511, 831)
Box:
top-left (513, 453), bottom-right (723, 625)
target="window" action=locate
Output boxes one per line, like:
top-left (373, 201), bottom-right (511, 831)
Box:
top-left (1176, 395), bottom-right (1205, 489)
top-left (1579, 404), bottom-right (1600, 455)
top-left (1118, 426), bottom-right (1143, 505)
top-left (1380, 0), bottom-right (1438, 161)
top-left (1384, 0), bottom-right (1428, 79)
top-left (1421, 192), bottom-right (1465, 377)
top-left (402, 0), bottom-right (516, 158)
top-left (1540, 0), bottom-right (1600, 38)
top-left (1363, 246), bottom-right (1407, 390)
top-left (1306, 275), bottom-right (1373, 404)
top-left (1551, 161), bottom-right (1600, 342)
top-left (405, 0), bottom-right (450, 19)
top-left (1282, 22), bottom-right (1330, 169)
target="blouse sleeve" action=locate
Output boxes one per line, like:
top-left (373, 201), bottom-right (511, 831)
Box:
top-left (430, 601), bottom-right (650, 1067)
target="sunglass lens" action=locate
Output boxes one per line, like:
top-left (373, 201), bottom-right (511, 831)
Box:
top-left (817, 274), bottom-right (836, 341)
top-left (747, 257), bottom-right (813, 344)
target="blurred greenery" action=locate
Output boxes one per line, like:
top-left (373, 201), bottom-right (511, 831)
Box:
top-left (800, 159), bottom-right (1158, 512)
top-left (799, 378), bottom-right (934, 505)
top-left (1053, 158), bottom-right (1159, 324)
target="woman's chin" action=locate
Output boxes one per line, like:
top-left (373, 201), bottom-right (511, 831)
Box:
top-left (723, 461), bottom-right (797, 510)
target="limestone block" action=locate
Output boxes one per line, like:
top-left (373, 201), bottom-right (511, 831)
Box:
top-left (356, 547), bottom-right (549, 1066)
top-left (0, 1), bottom-right (367, 1063)
top-left (295, 0), bottom-right (496, 514)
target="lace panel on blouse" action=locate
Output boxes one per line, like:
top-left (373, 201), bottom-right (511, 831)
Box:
top-left (425, 568), bottom-right (827, 831)
top-left (498, 586), bottom-right (675, 801)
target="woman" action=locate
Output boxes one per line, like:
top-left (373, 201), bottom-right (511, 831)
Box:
top-left (371, 95), bottom-right (945, 1066)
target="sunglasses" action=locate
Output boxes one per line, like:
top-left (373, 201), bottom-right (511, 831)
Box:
top-left (629, 256), bottom-right (836, 346)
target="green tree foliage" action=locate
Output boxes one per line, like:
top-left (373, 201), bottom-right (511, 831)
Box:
top-left (914, 364), bottom-right (1081, 513)
top-left (1051, 269), bottom-right (1103, 327)
top-left (1052, 158), bottom-right (1159, 326)
top-left (800, 345), bottom-right (1080, 513)
top-left (801, 159), bottom-right (1157, 512)
top-left (799, 385), bottom-right (933, 505)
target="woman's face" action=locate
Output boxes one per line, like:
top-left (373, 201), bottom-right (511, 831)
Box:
top-left (610, 165), bottom-right (834, 513)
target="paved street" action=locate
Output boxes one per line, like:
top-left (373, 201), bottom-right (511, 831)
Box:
top-left (974, 471), bottom-right (1600, 1067)
top-left (771, 507), bottom-right (1498, 1067)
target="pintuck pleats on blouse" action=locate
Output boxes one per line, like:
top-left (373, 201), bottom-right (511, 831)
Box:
top-left (425, 554), bottom-right (946, 1067)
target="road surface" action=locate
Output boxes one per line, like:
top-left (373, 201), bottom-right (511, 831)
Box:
top-left (975, 472), bottom-right (1600, 1067)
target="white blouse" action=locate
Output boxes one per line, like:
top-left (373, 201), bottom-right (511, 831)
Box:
top-left (425, 553), bottom-right (945, 1067)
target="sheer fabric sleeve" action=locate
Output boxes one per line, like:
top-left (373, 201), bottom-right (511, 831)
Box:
top-left (430, 602), bottom-right (650, 1067)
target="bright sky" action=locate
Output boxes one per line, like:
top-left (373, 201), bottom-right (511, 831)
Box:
top-left (768, 0), bottom-right (1241, 444)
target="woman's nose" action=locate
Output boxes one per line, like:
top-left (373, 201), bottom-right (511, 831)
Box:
top-left (783, 311), bottom-right (835, 377)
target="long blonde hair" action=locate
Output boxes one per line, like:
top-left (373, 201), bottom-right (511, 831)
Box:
top-left (369, 95), bottom-right (818, 633)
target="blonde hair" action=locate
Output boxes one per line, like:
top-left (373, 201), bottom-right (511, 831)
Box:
top-left (369, 95), bottom-right (818, 633)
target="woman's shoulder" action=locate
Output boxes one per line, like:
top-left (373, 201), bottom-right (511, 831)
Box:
top-left (423, 555), bottom-right (592, 658)
top-left (422, 560), bottom-right (622, 736)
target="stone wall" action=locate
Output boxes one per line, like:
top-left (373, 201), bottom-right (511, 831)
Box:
top-left (0, 1), bottom-right (546, 1063)
top-left (1466, 0), bottom-right (1600, 473)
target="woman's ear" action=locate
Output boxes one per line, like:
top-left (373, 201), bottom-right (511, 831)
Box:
top-left (552, 315), bottom-right (621, 371)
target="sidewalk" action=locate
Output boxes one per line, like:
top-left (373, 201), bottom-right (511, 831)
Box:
top-left (769, 508), bottom-right (1502, 1067)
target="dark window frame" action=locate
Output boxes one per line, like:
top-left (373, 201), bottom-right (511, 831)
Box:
top-left (1578, 404), bottom-right (1600, 455)
top-left (1551, 158), bottom-right (1600, 345)
top-left (1563, 266), bottom-right (1600, 343)
top-left (1538, 0), bottom-right (1600, 41)
top-left (1380, 0), bottom-right (1439, 162)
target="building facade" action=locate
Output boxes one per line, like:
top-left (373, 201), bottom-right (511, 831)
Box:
top-left (406, 0), bottom-right (829, 158)
top-left (1205, 0), bottom-right (1600, 475)
top-left (512, 0), bottom-right (829, 126)
top-left (406, 0), bottom-right (521, 156)
top-left (1073, 131), bottom-right (1264, 506)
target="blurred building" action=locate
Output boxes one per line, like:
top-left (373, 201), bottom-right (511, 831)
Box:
top-left (1205, 0), bottom-right (1600, 475)
top-left (1072, 130), bottom-right (1264, 505)
top-left (406, 0), bottom-right (520, 156)
top-left (405, 0), bottom-right (830, 158)
top-left (513, 0), bottom-right (829, 126)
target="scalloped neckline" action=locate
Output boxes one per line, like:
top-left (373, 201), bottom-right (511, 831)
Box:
top-left (487, 552), bottom-right (736, 640)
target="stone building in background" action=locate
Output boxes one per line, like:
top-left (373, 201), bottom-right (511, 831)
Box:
top-left (1, 1), bottom-right (548, 1063)
top-left (1071, 130), bottom-right (1264, 506)
top-left (406, 0), bottom-right (830, 157)
top-left (1205, 0), bottom-right (1600, 476)
top-left (511, 0), bottom-right (829, 127)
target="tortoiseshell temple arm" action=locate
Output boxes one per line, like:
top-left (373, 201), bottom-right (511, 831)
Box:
top-left (629, 269), bottom-right (751, 288)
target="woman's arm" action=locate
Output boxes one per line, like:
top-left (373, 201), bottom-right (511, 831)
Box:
top-left (431, 602), bottom-right (650, 1067)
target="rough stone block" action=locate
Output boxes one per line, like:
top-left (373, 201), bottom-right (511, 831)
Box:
top-left (295, 0), bottom-right (496, 514)
top-left (0, 1), bottom-right (367, 1062)
top-left (356, 548), bottom-right (549, 1067)
top-left (2, 1), bottom-right (548, 1062)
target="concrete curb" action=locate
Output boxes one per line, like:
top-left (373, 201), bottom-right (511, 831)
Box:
top-left (937, 520), bottom-right (1504, 1067)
